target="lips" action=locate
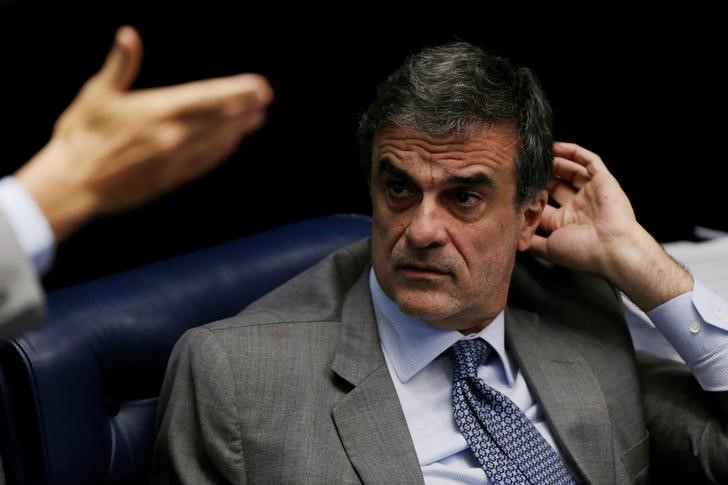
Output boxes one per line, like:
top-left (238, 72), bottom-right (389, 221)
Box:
top-left (398, 263), bottom-right (450, 275)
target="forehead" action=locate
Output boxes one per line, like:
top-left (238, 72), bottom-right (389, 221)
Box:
top-left (372, 124), bottom-right (519, 174)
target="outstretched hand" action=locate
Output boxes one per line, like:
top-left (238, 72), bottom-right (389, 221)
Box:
top-left (529, 142), bottom-right (692, 310)
top-left (16, 26), bottom-right (273, 241)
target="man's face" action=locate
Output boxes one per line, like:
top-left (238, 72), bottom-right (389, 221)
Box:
top-left (370, 124), bottom-right (546, 333)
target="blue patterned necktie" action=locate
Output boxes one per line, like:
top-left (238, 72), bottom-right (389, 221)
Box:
top-left (450, 338), bottom-right (576, 484)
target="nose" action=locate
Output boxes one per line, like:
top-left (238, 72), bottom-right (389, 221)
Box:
top-left (405, 197), bottom-right (448, 249)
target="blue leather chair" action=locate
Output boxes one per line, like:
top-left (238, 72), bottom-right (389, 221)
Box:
top-left (0, 214), bottom-right (372, 485)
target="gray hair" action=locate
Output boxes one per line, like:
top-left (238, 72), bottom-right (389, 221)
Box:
top-left (357, 42), bottom-right (553, 206)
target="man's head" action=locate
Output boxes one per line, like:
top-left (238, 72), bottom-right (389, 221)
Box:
top-left (359, 42), bottom-right (553, 332)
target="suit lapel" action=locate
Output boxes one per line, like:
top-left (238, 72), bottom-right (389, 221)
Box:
top-left (330, 272), bottom-right (424, 485)
top-left (506, 306), bottom-right (615, 484)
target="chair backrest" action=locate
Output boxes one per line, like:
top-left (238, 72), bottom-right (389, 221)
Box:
top-left (0, 214), bottom-right (371, 485)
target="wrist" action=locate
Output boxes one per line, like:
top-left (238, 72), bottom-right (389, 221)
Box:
top-left (602, 224), bottom-right (693, 311)
top-left (15, 141), bottom-right (98, 241)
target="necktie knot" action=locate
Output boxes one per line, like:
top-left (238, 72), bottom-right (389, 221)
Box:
top-left (450, 338), bottom-right (491, 380)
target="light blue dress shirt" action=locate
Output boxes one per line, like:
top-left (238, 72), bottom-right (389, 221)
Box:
top-left (370, 268), bottom-right (728, 484)
top-left (0, 176), bottom-right (54, 274)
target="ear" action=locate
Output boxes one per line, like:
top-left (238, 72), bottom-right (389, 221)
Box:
top-left (516, 189), bottom-right (547, 252)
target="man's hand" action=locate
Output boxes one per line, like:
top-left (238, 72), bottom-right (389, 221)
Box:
top-left (15, 26), bottom-right (273, 241)
top-left (529, 142), bottom-right (693, 310)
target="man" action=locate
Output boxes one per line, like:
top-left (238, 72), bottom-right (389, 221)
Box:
top-left (0, 25), bottom-right (272, 337)
top-left (153, 43), bottom-right (727, 483)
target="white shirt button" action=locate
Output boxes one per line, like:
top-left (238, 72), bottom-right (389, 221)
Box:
top-left (689, 322), bottom-right (701, 334)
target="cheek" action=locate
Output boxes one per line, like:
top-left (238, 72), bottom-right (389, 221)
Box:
top-left (372, 216), bottom-right (408, 269)
top-left (373, 210), bottom-right (408, 248)
top-left (454, 219), bottom-right (520, 278)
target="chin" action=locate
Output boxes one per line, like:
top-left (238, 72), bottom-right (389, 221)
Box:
top-left (394, 290), bottom-right (460, 323)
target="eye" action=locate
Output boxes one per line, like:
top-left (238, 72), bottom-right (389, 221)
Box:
top-left (453, 190), bottom-right (482, 207)
top-left (387, 181), bottom-right (410, 198)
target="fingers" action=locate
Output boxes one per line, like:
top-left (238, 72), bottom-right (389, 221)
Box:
top-left (159, 115), bottom-right (258, 190)
top-left (96, 26), bottom-right (143, 91)
top-left (154, 74), bottom-right (274, 118)
top-left (538, 204), bottom-right (561, 233)
top-left (547, 177), bottom-right (576, 206)
top-left (553, 156), bottom-right (590, 190)
top-left (527, 234), bottom-right (549, 259)
top-left (238, 108), bottom-right (268, 136)
top-left (169, 105), bottom-right (268, 174)
top-left (553, 141), bottom-right (607, 176)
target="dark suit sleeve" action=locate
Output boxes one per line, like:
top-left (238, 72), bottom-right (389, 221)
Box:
top-left (0, 209), bottom-right (44, 338)
top-left (152, 327), bottom-right (248, 484)
top-left (637, 351), bottom-right (728, 483)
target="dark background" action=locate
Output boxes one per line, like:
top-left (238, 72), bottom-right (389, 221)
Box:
top-left (1, 7), bottom-right (724, 291)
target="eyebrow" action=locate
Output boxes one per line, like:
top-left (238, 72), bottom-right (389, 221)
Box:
top-left (377, 159), bottom-right (494, 188)
top-left (378, 159), bottom-right (413, 181)
top-left (445, 173), bottom-right (495, 188)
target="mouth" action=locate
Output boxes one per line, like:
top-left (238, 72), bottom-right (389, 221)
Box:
top-left (397, 263), bottom-right (451, 279)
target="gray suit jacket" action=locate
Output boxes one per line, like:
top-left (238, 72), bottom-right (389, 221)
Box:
top-left (153, 239), bottom-right (728, 484)
top-left (0, 209), bottom-right (44, 338)
top-left (0, 209), bottom-right (45, 483)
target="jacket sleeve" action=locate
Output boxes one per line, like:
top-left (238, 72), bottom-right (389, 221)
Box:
top-left (0, 209), bottom-right (44, 338)
top-left (152, 327), bottom-right (247, 484)
top-left (638, 351), bottom-right (728, 483)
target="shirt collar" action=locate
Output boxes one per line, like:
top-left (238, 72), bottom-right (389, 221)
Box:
top-left (370, 268), bottom-right (515, 386)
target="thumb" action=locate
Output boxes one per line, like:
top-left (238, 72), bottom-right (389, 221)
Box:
top-left (95, 26), bottom-right (143, 91)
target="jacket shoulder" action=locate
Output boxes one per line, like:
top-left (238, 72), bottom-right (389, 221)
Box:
top-left (206, 238), bottom-right (371, 333)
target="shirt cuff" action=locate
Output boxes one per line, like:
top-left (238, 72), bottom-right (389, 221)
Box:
top-left (647, 280), bottom-right (728, 391)
top-left (0, 176), bottom-right (55, 275)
